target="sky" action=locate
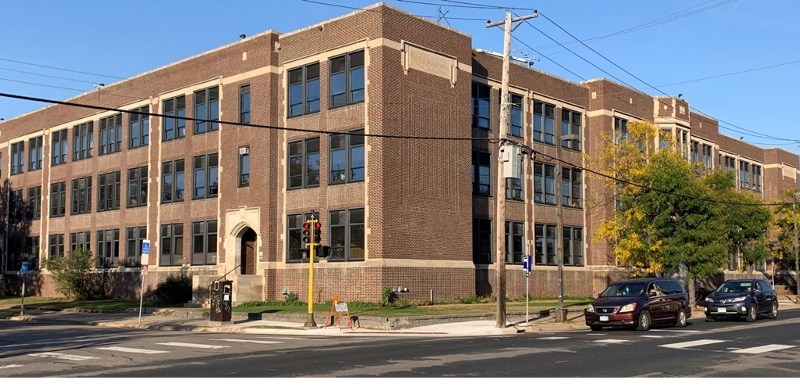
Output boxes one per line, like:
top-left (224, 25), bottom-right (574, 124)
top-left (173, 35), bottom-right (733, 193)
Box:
top-left (0, 0), bottom-right (798, 154)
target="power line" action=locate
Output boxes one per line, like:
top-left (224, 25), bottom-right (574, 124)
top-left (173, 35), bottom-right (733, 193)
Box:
top-left (0, 77), bottom-right (87, 93)
top-left (0, 57), bottom-right (127, 81)
top-left (300, 0), bottom-right (486, 20)
top-left (0, 66), bottom-right (100, 85)
top-left (399, 0), bottom-right (535, 11)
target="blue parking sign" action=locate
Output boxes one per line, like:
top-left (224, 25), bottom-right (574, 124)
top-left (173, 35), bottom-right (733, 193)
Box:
top-left (21, 262), bottom-right (28, 274)
top-left (141, 240), bottom-right (150, 255)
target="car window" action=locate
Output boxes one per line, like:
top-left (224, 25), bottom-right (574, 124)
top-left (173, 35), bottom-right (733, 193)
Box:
top-left (758, 280), bottom-right (772, 292)
top-left (601, 283), bottom-right (645, 297)
top-left (754, 281), bottom-right (762, 291)
top-left (716, 281), bottom-right (752, 293)
top-left (655, 281), bottom-right (672, 295)
top-left (668, 280), bottom-right (685, 294)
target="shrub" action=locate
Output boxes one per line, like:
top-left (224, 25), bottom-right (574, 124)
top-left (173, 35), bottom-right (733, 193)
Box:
top-left (153, 275), bottom-right (192, 305)
top-left (381, 287), bottom-right (397, 306)
top-left (456, 294), bottom-right (495, 304)
top-left (45, 250), bottom-right (105, 300)
top-left (284, 291), bottom-right (299, 303)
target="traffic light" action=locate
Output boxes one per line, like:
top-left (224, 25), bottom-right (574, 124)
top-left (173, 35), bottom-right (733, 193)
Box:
top-left (302, 222), bottom-right (311, 244)
top-left (317, 245), bottom-right (330, 257)
top-left (313, 222), bottom-right (322, 244)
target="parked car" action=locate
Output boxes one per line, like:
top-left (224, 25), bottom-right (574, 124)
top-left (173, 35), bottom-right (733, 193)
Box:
top-left (585, 278), bottom-right (691, 331)
top-left (703, 278), bottom-right (778, 322)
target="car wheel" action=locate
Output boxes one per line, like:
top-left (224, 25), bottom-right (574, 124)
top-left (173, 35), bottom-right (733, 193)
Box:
top-left (675, 309), bottom-right (688, 327)
top-left (745, 303), bottom-right (757, 322)
top-left (590, 325), bottom-right (603, 332)
top-left (636, 310), bottom-right (651, 331)
top-left (768, 301), bottom-right (778, 319)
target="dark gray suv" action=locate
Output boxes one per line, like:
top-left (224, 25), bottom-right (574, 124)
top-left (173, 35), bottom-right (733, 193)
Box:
top-left (703, 278), bottom-right (778, 322)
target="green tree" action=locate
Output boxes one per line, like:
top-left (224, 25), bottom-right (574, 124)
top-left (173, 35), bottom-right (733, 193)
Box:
top-left (771, 189), bottom-right (800, 287)
top-left (45, 249), bottom-right (105, 300)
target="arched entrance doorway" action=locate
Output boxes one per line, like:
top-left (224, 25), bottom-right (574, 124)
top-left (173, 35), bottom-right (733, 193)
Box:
top-left (240, 228), bottom-right (257, 275)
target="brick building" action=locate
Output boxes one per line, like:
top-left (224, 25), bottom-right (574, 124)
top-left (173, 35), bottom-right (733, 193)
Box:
top-left (1, 3), bottom-right (798, 303)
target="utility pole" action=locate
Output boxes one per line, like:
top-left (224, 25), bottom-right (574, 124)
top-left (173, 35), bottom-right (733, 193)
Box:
top-left (794, 195), bottom-right (798, 304)
top-left (556, 133), bottom-right (578, 322)
top-left (487, 9), bottom-right (537, 329)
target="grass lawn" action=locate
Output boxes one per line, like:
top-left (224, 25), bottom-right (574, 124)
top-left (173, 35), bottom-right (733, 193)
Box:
top-left (0, 297), bottom-right (182, 313)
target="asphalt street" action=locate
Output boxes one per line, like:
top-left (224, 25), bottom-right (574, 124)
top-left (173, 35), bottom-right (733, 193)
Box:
top-left (2, 310), bottom-right (799, 377)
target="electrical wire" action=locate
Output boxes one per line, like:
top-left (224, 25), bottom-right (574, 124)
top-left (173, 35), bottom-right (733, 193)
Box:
top-left (299, 0), bottom-right (486, 21)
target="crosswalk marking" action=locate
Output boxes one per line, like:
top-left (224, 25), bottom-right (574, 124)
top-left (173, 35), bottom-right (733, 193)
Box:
top-left (155, 342), bottom-right (228, 349)
top-left (594, 339), bottom-right (630, 344)
top-left (28, 352), bottom-right (98, 361)
top-left (731, 345), bottom-right (795, 354)
top-left (0, 364), bottom-right (22, 370)
top-left (538, 336), bottom-right (569, 340)
top-left (209, 339), bottom-right (282, 344)
top-left (650, 329), bottom-right (701, 333)
top-left (586, 334), bottom-right (606, 336)
top-left (640, 335), bottom-right (665, 338)
top-left (660, 339), bottom-right (726, 349)
top-left (95, 346), bottom-right (170, 354)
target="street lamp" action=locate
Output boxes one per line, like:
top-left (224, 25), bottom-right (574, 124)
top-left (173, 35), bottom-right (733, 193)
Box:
top-left (793, 193), bottom-right (799, 304)
top-left (555, 132), bottom-right (579, 322)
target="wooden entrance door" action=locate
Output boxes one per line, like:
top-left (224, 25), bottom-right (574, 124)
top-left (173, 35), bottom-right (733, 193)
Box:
top-left (241, 228), bottom-right (257, 275)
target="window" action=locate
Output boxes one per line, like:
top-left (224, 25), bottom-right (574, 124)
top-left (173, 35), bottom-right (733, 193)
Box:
top-left (26, 236), bottom-right (40, 270)
top-left (49, 181), bottom-right (66, 217)
top-left (239, 84), bottom-right (251, 124)
top-left (70, 231), bottom-right (91, 252)
top-left (473, 218), bottom-right (492, 264)
top-left (160, 223), bottom-right (184, 266)
top-left (288, 63), bottom-right (320, 116)
top-left (161, 159), bottom-right (185, 203)
top-left (505, 221), bottom-right (524, 264)
top-left (287, 138), bottom-right (320, 189)
top-left (11, 141), bottom-right (24, 175)
top-left (126, 226), bottom-right (147, 267)
top-left (127, 166), bottom-right (148, 207)
top-left (534, 162), bottom-right (556, 204)
top-left (679, 130), bottom-right (690, 158)
top-left (28, 136), bottom-right (43, 171)
top-left (194, 86), bottom-right (219, 134)
top-left (561, 109), bottom-right (582, 150)
top-left (162, 95), bottom-right (186, 141)
top-left (99, 114), bottom-right (122, 155)
top-left (71, 176), bottom-right (92, 215)
top-left (690, 141), bottom-right (699, 163)
top-left (702, 144), bottom-right (713, 169)
top-left (239, 147), bottom-right (250, 187)
top-left (73, 121), bottom-right (93, 161)
top-left (508, 93), bottom-right (523, 137)
top-left (287, 211), bottom-right (319, 262)
top-left (472, 151), bottom-right (491, 196)
top-left (9, 189), bottom-right (23, 223)
top-left (329, 208), bottom-right (364, 261)
top-left (329, 130), bottom-right (365, 184)
top-left (48, 234), bottom-right (65, 259)
top-left (98, 171), bottom-right (121, 211)
top-left (51, 129), bottom-right (68, 166)
top-left (739, 161), bottom-right (750, 189)
top-left (193, 153), bottom-right (219, 199)
top-left (27, 186), bottom-right (41, 220)
top-left (96, 229), bottom-right (120, 268)
top-left (562, 168), bottom-right (582, 208)
top-left (506, 158), bottom-right (523, 201)
top-left (614, 117), bottom-right (628, 144)
top-left (191, 220), bottom-right (217, 265)
top-left (129, 106), bottom-right (150, 149)
top-left (534, 224), bottom-right (558, 265)
top-left (752, 165), bottom-right (762, 193)
top-left (563, 226), bottom-right (584, 265)
top-left (534, 101), bottom-right (555, 144)
top-left (472, 82), bottom-right (490, 130)
top-left (658, 128), bottom-right (672, 150)
top-left (329, 50), bottom-right (364, 108)
top-left (723, 155), bottom-right (736, 171)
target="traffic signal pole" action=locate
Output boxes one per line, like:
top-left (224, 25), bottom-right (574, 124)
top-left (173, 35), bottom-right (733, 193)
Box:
top-left (304, 216), bottom-right (319, 327)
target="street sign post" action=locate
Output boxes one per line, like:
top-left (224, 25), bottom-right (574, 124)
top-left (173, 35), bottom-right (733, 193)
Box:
top-left (20, 262), bottom-right (28, 316)
top-left (139, 239), bottom-right (151, 323)
top-left (523, 255), bottom-right (532, 326)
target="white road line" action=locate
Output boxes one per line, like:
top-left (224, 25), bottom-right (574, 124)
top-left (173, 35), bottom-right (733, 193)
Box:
top-left (640, 335), bottom-right (665, 338)
top-left (538, 337), bottom-right (570, 340)
top-left (258, 336), bottom-right (301, 340)
top-left (28, 352), bottom-right (98, 361)
top-left (594, 339), bottom-right (630, 344)
top-left (586, 334), bottom-right (607, 336)
top-left (650, 329), bottom-right (701, 333)
top-left (155, 342), bottom-right (228, 349)
top-left (95, 346), bottom-right (170, 354)
top-left (209, 339), bottom-right (282, 345)
top-left (731, 345), bottom-right (795, 354)
top-left (0, 364), bottom-right (23, 370)
top-left (660, 339), bottom-right (726, 349)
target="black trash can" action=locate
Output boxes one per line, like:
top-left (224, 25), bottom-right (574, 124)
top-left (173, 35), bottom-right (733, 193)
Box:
top-left (210, 280), bottom-right (233, 322)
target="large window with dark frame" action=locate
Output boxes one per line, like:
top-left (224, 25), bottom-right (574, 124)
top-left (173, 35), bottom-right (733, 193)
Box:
top-left (506, 166), bottom-right (523, 201)
top-left (286, 211), bottom-right (319, 262)
top-left (472, 82), bottom-right (490, 130)
top-left (26, 236), bottom-right (40, 270)
top-left (98, 171), bottom-right (121, 211)
top-left (160, 223), bottom-right (184, 266)
top-left (50, 181), bottom-right (66, 217)
top-left (329, 130), bottom-right (364, 184)
top-left (73, 121), bottom-right (93, 161)
top-left (534, 224), bottom-right (557, 265)
top-left (739, 160), bottom-right (750, 189)
top-left (690, 140), bottom-right (699, 163)
top-left (161, 159), bottom-right (185, 203)
top-left (162, 95), bottom-right (186, 141)
top-left (561, 109), bottom-right (582, 151)
top-left (472, 150), bottom-right (491, 196)
top-left (48, 234), bottom-right (65, 259)
top-left (193, 153), bottom-right (218, 199)
top-left (287, 138), bottom-right (320, 189)
top-left (127, 166), bottom-right (148, 208)
top-left (126, 226), bottom-right (146, 267)
top-left (752, 165), bottom-right (762, 193)
top-left (99, 114), bottom-right (122, 155)
top-left (505, 221), bottom-right (524, 264)
top-left (329, 208), bottom-right (364, 262)
top-left (288, 63), bottom-right (320, 117)
top-left (508, 93), bottom-right (523, 137)
top-left (191, 220), bottom-right (217, 265)
top-left (562, 168), bottom-right (582, 208)
top-left (533, 101), bottom-right (555, 144)
top-left (562, 226), bottom-right (584, 266)
top-left (27, 186), bottom-right (41, 220)
top-left (51, 129), bottom-right (68, 166)
top-left (473, 218), bottom-right (492, 264)
top-left (70, 231), bottom-right (91, 253)
top-left (534, 162), bottom-right (556, 204)
top-left (723, 155), bottom-right (736, 171)
top-left (329, 50), bottom-right (364, 108)
top-left (239, 147), bottom-right (250, 187)
top-left (11, 141), bottom-right (24, 175)
top-left (29, 136), bottom-right (42, 171)
top-left (614, 117), bottom-right (628, 144)
top-left (71, 176), bottom-right (92, 215)
top-left (239, 84), bottom-right (251, 124)
top-left (9, 189), bottom-right (23, 223)
top-left (8, 236), bottom-right (40, 271)
top-left (194, 86), bottom-right (219, 134)
top-left (96, 229), bottom-right (120, 268)
top-left (129, 106), bottom-right (150, 149)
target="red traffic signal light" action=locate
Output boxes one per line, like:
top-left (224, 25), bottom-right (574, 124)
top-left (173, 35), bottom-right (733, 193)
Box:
top-left (302, 222), bottom-right (311, 243)
top-left (313, 222), bottom-right (322, 243)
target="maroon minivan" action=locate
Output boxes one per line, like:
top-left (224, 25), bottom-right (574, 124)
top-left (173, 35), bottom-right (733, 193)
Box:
top-left (585, 278), bottom-right (691, 331)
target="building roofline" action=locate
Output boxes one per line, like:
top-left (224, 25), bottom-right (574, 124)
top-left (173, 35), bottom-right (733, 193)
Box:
top-left (581, 77), bottom-right (655, 97)
top-left (473, 49), bottom-right (589, 90)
